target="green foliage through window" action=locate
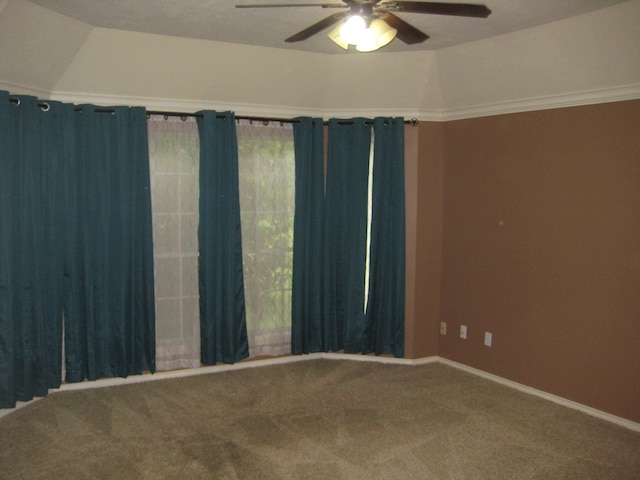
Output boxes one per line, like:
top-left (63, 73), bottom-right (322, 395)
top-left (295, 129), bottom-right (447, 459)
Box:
top-left (237, 121), bottom-right (295, 356)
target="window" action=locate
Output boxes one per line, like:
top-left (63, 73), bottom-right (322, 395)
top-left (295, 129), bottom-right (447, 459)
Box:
top-left (148, 116), bottom-right (200, 370)
top-left (148, 116), bottom-right (295, 367)
top-left (237, 120), bottom-right (295, 357)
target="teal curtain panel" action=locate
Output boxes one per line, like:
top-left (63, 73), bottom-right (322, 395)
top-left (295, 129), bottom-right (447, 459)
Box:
top-left (291, 117), bottom-right (406, 357)
top-left (365, 118), bottom-right (406, 357)
top-left (0, 92), bottom-right (156, 408)
top-left (197, 111), bottom-right (249, 365)
top-left (291, 117), bottom-right (326, 354)
top-left (324, 118), bottom-right (372, 353)
top-left (0, 94), bottom-right (68, 408)
top-left (64, 105), bottom-right (156, 382)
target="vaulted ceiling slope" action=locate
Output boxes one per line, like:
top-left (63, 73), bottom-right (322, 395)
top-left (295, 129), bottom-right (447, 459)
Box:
top-left (0, 0), bottom-right (639, 119)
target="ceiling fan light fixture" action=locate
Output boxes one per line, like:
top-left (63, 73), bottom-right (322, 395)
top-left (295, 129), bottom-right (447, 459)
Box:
top-left (237, 2), bottom-right (492, 51)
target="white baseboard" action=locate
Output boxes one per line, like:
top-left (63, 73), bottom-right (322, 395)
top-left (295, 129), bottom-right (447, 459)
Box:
top-left (2, 353), bottom-right (638, 433)
top-left (437, 357), bottom-right (640, 433)
top-left (314, 352), bottom-right (438, 366)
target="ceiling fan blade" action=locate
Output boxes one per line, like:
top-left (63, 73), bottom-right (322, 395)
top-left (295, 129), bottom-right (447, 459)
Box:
top-left (381, 12), bottom-right (429, 44)
top-left (285, 11), bottom-right (350, 42)
top-left (390, 2), bottom-right (491, 18)
top-left (236, 3), bottom-right (347, 8)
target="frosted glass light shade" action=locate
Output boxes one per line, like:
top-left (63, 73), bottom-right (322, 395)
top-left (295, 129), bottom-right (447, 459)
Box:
top-left (327, 22), bottom-right (349, 49)
top-left (356, 19), bottom-right (397, 52)
top-left (369, 18), bottom-right (397, 48)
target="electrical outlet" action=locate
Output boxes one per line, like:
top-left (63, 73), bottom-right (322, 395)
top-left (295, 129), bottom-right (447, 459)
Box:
top-left (440, 322), bottom-right (447, 335)
top-left (460, 325), bottom-right (467, 339)
top-left (484, 331), bottom-right (493, 347)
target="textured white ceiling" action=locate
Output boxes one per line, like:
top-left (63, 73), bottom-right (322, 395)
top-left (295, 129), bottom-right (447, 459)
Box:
top-left (28, 0), bottom-right (631, 54)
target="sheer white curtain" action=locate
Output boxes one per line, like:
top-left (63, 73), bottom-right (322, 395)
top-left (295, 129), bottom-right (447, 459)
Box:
top-left (148, 116), bottom-right (200, 371)
top-left (237, 120), bottom-right (295, 357)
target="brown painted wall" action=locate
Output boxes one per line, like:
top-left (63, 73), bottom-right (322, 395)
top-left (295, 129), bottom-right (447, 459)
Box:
top-left (404, 123), bottom-right (445, 359)
top-left (404, 126), bottom-right (419, 358)
top-left (436, 100), bottom-right (640, 423)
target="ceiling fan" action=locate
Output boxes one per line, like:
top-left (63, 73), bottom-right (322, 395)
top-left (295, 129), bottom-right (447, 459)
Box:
top-left (235, 1), bottom-right (491, 51)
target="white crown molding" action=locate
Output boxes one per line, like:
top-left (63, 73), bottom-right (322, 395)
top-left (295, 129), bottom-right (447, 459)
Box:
top-left (15, 84), bottom-right (635, 121)
top-left (440, 83), bottom-right (640, 121)
top-left (50, 92), bottom-right (428, 121)
top-left (0, 81), bottom-right (51, 98)
top-left (2, 353), bottom-right (637, 433)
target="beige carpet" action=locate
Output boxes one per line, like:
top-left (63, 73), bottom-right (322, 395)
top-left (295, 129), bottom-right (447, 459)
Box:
top-left (1, 360), bottom-right (639, 479)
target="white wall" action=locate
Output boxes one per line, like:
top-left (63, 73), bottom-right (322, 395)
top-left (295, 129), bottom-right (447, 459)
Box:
top-left (436, 0), bottom-right (640, 118)
top-left (0, 0), bottom-right (638, 118)
top-left (320, 50), bottom-right (444, 119)
top-left (0, 0), bottom-right (91, 95)
top-left (52, 28), bottom-right (332, 117)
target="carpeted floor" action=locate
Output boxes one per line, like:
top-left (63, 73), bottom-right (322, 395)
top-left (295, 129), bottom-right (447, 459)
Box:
top-left (1, 359), bottom-right (639, 479)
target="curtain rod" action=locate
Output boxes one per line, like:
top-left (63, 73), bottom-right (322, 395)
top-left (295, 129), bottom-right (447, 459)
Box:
top-left (148, 110), bottom-right (418, 126)
top-left (7, 97), bottom-right (418, 126)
